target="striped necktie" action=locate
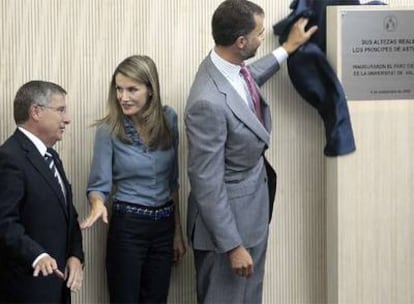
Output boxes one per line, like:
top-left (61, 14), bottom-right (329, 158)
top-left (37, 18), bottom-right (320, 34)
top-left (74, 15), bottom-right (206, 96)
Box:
top-left (240, 65), bottom-right (263, 124)
top-left (44, 150), bottom-right (59, 181)
top-left (44, 149), bottom-right (66, 200)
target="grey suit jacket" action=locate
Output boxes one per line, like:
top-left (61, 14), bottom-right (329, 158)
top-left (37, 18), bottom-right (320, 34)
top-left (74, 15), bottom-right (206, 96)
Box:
top-left (185, 53), bottom-right (280, 253)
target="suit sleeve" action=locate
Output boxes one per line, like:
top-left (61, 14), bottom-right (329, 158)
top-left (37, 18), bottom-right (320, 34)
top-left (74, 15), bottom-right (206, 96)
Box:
top-left (0, 151), bottom-right (45, 267)
top-left (249, 53), bottom-right (281, 87)
top-left (185, 98), bottom-right (242, 253)
top-left (68, 200), bottom-right (84, 263)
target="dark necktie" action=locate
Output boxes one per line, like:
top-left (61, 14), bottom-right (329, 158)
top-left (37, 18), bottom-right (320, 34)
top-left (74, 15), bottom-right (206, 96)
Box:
top-left (240, 66), bottom-right (263, 124)
top-left (44, 150), bottom-right (59, 180)
top-left (44, 149), bottom-right (65, 199)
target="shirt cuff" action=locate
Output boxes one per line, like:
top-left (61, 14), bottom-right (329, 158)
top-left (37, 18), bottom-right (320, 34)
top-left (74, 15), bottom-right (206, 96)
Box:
top-left (32, 253), bottom-right (49, 268)
top-left (272, 47), bottom-right (289, 64)
top-left (87, 190), bottom-right (107, 203)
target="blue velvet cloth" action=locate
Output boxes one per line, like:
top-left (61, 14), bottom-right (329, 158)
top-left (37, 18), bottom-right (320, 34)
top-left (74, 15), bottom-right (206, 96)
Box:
top-left (273, 0), bottom-right (385, 156)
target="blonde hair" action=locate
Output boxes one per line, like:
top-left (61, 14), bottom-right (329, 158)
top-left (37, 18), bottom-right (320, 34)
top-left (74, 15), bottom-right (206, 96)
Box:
top-left (98, 55), bottom-right (172, 149)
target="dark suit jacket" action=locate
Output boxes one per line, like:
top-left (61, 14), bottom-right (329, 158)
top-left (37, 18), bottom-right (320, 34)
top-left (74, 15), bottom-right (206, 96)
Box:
top-left (0, 129), bottom-right (84, 303)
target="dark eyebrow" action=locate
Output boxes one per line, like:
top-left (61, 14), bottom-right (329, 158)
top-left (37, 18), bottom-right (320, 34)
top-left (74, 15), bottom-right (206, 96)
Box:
top-left (115, 85), bottom-right (138, 90)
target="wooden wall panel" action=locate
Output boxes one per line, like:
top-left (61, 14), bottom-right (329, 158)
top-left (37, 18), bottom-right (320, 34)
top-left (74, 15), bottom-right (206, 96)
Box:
top-left (326, 4), bottom-right (414, 304)
top-left (2, 0), bottom-right (408, 303)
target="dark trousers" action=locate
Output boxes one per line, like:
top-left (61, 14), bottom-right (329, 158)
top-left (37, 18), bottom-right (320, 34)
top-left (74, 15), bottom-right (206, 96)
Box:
top-left (0, 275), bottom-right (69, 304)
top-left (106, 208), bottom-right (174, 304)
top-left (0, 257), bottom-right (69, 303)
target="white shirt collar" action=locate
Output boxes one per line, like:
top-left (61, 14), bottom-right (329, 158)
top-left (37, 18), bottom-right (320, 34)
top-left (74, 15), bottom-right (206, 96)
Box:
top-left (210, 48), bottom-right (242, 80)
top-left (210, 48), bottom-right (253, 108)
top-left (18, 126), bottom-right (48, 156)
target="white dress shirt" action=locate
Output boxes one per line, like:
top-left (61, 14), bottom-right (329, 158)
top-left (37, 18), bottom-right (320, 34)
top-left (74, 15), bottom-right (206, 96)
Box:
top-left (210, 47), bottom-right (288, 111)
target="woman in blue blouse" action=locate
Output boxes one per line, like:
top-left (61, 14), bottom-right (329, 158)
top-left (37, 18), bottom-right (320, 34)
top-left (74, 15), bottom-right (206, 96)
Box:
top-left (81, 55), bottom-right (186, 303)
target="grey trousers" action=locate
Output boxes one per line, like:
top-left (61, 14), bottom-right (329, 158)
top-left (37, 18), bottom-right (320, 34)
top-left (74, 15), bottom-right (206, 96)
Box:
top-left (194, 233), bottom-right (269, 304)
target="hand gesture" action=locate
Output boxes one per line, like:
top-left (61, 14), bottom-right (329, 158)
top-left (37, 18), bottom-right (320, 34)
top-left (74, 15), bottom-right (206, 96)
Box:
top-left (33, 254), bottom-right (64, 279)
top-left (80, 197), bottom-right (108, 229)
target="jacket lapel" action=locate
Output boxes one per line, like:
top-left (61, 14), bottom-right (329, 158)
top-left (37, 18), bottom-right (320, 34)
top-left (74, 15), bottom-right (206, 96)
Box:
top-left (15, 130), bottom-right (69, 218)
top-left (258, 90), bottom-right (272, 133)
top-left (205, 57), bottom-right (270, 145)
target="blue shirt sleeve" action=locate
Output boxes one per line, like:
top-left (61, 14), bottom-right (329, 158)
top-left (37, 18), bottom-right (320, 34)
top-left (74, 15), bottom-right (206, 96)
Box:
top-left (87, 124), bottom-right (113, 202)
top-left (165, 106), bottom-right (179, 193)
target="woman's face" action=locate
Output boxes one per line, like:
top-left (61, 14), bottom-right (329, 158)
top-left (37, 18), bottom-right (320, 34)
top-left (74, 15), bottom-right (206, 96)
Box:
top-left (115, 73), bottom-right (151, 117)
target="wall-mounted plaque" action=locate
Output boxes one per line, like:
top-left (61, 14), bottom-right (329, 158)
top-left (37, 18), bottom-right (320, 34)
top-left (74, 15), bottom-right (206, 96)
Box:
top-left (342, 10), bottom-right (414, 100)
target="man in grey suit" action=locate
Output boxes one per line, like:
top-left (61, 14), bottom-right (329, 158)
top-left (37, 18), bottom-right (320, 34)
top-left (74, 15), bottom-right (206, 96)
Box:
top-left (185, 0), bottom-right (317, 303)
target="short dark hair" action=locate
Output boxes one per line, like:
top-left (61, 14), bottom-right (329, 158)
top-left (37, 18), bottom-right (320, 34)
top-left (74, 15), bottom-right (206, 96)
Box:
top-left (212, 0), bottom-right (264, 46)
top-left (14, 80), bottom-right (67, 124)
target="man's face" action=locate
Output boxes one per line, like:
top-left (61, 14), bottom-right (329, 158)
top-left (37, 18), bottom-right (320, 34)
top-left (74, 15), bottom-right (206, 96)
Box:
top-left (37, 93), bottom-right (70, 147)
top-left (241, 14), bottom-right (265, 60)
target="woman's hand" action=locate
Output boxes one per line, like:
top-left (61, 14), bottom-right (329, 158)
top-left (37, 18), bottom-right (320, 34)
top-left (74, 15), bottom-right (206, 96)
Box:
top-left (173, 225), bottom-right (187, 265)
top-left (80, 196), bottom-right (108, 229)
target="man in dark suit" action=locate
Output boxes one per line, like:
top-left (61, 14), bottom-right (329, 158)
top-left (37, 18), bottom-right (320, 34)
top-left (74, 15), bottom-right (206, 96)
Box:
top-left (185, 0), bottom-right (316, 303)
top-left (0, 80), bottom-right (84, 303)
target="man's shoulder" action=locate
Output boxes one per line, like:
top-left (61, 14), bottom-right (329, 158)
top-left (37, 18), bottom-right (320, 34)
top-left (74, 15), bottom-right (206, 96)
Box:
top-left (186, 78), bottom-right (223, 110)
top-left (0, 134), bottom-right (26, 168)
top-left (185, 55), bottom-right (228, 114)
top-left (189, 61), bottom-right (223, 99)
top-left (0, 132), bottom-right (20, 153)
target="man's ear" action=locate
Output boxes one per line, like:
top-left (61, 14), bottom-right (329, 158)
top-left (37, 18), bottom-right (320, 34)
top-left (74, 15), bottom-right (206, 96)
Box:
top-left (30, 104), bottom-right (42, 122)
top-left (235, 36), bottom-right (247, 50)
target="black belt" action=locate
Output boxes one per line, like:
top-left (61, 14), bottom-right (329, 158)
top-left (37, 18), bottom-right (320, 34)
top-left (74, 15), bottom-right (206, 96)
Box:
top-left (113, 200), bottom-right (174, 220)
